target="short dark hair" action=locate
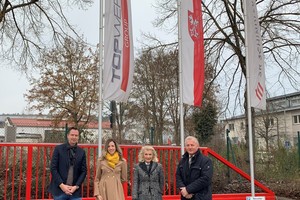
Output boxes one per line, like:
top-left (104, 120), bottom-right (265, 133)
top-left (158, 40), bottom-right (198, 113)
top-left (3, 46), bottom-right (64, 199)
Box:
top-left (68, 127), bottom-right (78, 134)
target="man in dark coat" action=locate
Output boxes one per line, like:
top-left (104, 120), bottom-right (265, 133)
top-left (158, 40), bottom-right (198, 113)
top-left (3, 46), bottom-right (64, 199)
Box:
top-left (176, 136), bottom-right (213, 200)
top-left (48, 127), bottom-right (87, 200)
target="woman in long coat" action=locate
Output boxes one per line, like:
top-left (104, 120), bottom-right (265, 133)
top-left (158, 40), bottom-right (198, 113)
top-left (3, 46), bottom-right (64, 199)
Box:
top-left (132, 145), bottom-right (164, 200)
top-left (94, 139), bottom-right (127, 200)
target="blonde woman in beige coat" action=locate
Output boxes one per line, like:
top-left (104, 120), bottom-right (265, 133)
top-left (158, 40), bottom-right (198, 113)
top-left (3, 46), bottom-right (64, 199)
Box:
top-left (94, 139), bottom-right (127, 200)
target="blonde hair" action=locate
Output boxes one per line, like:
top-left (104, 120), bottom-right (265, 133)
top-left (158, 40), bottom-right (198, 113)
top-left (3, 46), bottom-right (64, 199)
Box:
top-left (101, 138), bottom-right (124, 160)
top-left (138, 145), bottom-right (158, 162)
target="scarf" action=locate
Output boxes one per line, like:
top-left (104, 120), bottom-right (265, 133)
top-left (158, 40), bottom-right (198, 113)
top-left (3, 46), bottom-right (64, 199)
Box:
top-left (140, 161), bottom-right (153, 176)
top-left (67, 143), bottom-right (77, 166)
top-left (105, 152), bottom-right (120, 169)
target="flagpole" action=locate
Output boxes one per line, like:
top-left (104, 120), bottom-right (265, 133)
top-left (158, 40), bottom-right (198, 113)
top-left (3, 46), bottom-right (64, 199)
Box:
top-left (98, 0), bottom-right (104, 157)
top-left (178, 0), bottom-right (185, 155)
top-left (243, 0), bottom-right (255, 197)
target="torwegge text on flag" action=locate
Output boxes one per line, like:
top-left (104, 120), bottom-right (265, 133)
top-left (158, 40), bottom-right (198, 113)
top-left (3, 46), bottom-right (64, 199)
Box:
top-left (103, 0), bottom-right (135, 102)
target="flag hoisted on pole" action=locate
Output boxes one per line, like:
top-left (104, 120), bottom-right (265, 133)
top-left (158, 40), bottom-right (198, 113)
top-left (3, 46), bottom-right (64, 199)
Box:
top-left (180, 0), bottom-right (205, 107)
top-left (98, 0), bottom-right (134, 156)
top-left (244, 0), bottom-right (266, 197)
top-left (103, 0), bottom-right (135, 102)
top-left (178, 0), bottom-right (205, 154)
top-left (246, 0), bottom-right (266, 110)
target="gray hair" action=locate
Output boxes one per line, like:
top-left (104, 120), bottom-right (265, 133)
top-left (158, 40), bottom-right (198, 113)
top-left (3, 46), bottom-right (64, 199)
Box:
top-left (184, 136), bottom-right (200, 146)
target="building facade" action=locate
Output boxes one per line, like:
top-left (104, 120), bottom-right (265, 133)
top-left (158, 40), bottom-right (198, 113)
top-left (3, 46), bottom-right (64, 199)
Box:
top-left (223, 92), bottom-right (300, 149)
top-left (0, 114), bottom-right (111, 143)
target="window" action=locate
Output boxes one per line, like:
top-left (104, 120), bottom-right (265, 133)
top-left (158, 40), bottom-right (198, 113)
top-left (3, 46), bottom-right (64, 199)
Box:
top-left (273, 100), bottom-right (287, 109)
top-left (240, 122), bottom-right (244, 129)
top-left (290, 98), bottom-right (300, 107)
top-left (293, 115), bottom-right (300, 124)
top-left (229, 123), bottom-right (235, 131)
top-left (269, 118), bottom-right (274, 126)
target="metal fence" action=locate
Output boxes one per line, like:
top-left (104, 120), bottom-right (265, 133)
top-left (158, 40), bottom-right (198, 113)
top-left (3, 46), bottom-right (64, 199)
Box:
top-left (0, 143), bottom-right (276, 200)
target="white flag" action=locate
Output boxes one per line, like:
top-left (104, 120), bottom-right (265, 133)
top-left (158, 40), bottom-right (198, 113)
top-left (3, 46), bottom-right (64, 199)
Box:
top-left (246, 0), bottom-right (266, 109)
top-left (180, 0), bottom-right (205, 107)
top-left (103, 0), bottom-right (134, 102)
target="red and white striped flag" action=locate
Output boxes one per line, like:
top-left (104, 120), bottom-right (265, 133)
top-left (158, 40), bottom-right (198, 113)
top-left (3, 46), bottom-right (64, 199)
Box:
top-left (246, 0), bottom-right (266, 109)
top-left (180, 0), bottom-right (205, 107)
top-left (103, 0), bottom-right (134, 102)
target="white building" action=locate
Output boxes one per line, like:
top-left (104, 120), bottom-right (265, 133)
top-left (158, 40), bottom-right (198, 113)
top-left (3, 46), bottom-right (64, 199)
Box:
top-left (222, 92), bottom-right (300, 149)
top-left (0, 115), bottom-right (111, 143)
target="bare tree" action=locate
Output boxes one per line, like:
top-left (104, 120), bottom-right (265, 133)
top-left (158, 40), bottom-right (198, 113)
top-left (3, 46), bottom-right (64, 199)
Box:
top-left (255, 111), bottom-right (278, 152)
top-left (25, 37), bottom-right (99, 140)
top-left (129, 45), bottom-right (219, 145)
top-left (153, 0), bottom-right (300, 115)
top-left (0, 0), bottom-right (92, 70)
top-left (152, 0), bottom-right (300, 149)
top-left (129, 48), bottom-right (179, 145)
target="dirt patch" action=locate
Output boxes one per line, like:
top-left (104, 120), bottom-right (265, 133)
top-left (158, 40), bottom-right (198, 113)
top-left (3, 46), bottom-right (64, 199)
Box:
top-left (212, 179), bottom-right (300, 200)
top-left (276, 197), bottom-right (296, 200)
top-left (267, 180), bottom-right (300, 200)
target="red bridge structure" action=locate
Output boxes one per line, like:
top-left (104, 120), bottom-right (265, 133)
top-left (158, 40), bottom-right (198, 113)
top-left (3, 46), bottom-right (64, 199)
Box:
top-left (0, 143), bottom-right (275, 200)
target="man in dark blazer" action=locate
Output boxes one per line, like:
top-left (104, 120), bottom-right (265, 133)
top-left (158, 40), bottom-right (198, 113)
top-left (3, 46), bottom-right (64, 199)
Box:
top-left (48, 127), bottom-right (87, 200)
top-left (176, 136), bottom-right (213, 200)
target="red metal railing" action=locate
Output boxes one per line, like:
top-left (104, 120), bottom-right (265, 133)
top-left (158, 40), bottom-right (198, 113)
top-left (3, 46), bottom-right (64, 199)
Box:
top-left (0, 143), bottom-right (275, 200)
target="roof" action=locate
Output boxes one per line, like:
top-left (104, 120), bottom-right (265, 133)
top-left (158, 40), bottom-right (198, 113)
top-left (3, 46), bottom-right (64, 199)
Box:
top-left (7, 118), bottom-right (110, 129)
top-left (267, 91), bottom-right (300, 101)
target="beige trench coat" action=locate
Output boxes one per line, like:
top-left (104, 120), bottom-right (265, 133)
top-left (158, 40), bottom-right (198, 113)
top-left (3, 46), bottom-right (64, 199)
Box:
top-left (94, 158), bottom-right (127, 200)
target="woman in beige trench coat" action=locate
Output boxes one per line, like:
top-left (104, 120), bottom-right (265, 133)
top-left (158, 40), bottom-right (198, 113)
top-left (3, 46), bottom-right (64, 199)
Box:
top-left (94, 138), bottom-right (127, 200)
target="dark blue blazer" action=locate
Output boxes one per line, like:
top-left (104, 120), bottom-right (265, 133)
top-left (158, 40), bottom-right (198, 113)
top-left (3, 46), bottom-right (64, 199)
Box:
top-left (176, 149), bottom-right (213, 200)
top-left (48, 143), bottom-right (87, 197)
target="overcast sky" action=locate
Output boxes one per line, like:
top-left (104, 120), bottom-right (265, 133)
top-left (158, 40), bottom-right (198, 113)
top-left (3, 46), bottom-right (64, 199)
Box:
top-left (0, 0), bottom-right (176, 114)
top-left (1, 1), bottom-right (297, 115)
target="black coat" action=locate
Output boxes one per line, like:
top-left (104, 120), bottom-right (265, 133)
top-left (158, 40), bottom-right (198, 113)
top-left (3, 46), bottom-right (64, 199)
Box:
top-left (176, 150), bottom-right (213, 200)
top-left (48, 143), bottom-right (87, 197)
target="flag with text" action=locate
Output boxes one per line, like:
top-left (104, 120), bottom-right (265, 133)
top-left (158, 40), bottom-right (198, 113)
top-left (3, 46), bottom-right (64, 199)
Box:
top-left (103, 0), bottom-right (134, 102)
top-left (246, 0), bottom-right (266, 109)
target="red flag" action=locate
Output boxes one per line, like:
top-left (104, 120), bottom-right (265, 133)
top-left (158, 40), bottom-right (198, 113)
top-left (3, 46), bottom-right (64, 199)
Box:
top-left (103, 0), bottom-right (135, 102)
top-left (180, 0), bottom-right (205, 107)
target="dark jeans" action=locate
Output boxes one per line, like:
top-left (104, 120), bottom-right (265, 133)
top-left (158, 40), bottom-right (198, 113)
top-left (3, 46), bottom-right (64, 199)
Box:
top-left (53, 194), bottom-right (82, 200)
